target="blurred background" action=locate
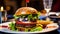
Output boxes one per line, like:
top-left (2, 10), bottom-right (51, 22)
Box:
top-left (0, 0), bottom-right (60, 15)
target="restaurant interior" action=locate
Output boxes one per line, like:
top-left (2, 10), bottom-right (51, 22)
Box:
top-left (0, 0), bottom-right (60, 34)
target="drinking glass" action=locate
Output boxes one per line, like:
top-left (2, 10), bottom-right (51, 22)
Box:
top-left (43, 0), bottom-right (53, 15)
top-left (2, 10), bottom-right (7, 23)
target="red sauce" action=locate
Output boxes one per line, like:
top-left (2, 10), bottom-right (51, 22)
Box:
top-left (47, 26), bottom-right (57, 28)
top-left (2, 25), bottom-right (8, 28)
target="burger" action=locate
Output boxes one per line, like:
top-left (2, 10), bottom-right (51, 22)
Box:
top-left (14, 7), bottom-right (38, 31)
top-left (9, 7), bottom-right (52, 31)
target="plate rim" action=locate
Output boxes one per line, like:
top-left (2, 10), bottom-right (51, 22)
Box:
top-left (0, 22), bottom-right (59, 33)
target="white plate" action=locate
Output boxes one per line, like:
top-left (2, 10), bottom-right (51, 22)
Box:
top-left (0, 22), bottom-right (59, 34)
